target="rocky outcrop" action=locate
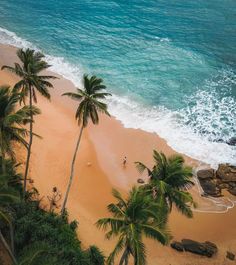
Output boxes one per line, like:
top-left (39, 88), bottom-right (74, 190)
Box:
top-left (197, 169), bottom-right (215, 180)
top-left (226, 251), bottom-right (235, 261)
top-left (197, 169), bottom-right (221, 197)
top-left (216, 164), bottom-right (236, 183)
top-left (197, 164), bottom-right (236, 197)
top-left (171, 239), bottom-right (217, 257)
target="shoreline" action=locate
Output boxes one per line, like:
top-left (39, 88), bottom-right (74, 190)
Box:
top-left (0, 43), bottom-right (235, 264)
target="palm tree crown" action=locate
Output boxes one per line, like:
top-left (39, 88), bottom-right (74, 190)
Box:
top-left (2, 48), bottom-right (56, 103)
top-left (96, 187), bottom-right (170, 265)
top-left (135, 150), bottom-right (195, 218)
top-left (63, 74), bottom-right (111, 127)
top-left (0, 86), bottom-right (39, 164)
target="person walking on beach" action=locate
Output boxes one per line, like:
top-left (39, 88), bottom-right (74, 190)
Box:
top-left (123, 156), bottom-right (127, 167)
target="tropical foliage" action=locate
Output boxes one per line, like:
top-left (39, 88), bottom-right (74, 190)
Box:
top-left (61, 74), bottom-right (111, 214)
top-left (2, 48), bottom-right (56, 195)
top-left (135, 150), bottom-right (195, 218)
top-left (0, 162), bottom-right (20, 264)
top-left (0, 86), bottom-right (39, 173)
top-left (96, 187), bottom-right (170, 265)
top-left (12, 201), bottom-right (105, 265)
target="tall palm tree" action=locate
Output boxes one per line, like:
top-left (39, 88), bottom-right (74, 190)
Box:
top-left (0, 86), bottom-right (39, 174)
top-left (1, 48), bottom-right (56, 195)
top-left (61, 74), bottom-right (111, 214)
top-left (135, 150), bottom-right (195, 218)
top-left (96, 187), bottom-right (170, 265)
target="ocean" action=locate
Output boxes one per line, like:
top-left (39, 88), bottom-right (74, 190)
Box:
top-left (0, 0), bottom-right (235, 167)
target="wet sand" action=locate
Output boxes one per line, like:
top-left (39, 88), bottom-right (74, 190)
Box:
top-left (0, 44), bottom-right (235, 265)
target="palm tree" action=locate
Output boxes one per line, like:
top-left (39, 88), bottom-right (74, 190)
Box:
top-left (96, 187), bottom-right (170, 265)
top-left (61, 74), bottom-right (111, 214)
top-left (135, 150), bottom-right (195, 218)
top-left (1, 48), bottom-right (56, 195)
top-left (0, 86), bottom-right (40, 174)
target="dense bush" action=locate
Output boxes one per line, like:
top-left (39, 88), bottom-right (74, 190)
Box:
top-left (12, 201), bottom-right (105, 265)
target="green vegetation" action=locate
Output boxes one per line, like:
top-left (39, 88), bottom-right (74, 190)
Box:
top-left (2, 48), bottom-right (56, 196)
top-left (12, 200), bottom-right (105, 265)
top-left (61, 74), bottom-right (111, 214)
top-left (135, 150), bottom-right (195, 218)
top-left (0, 86), bottom-right (39, 174)
top-left (0, 48), bottom-right (195, 265)
top-left (97, 187), bottom-right (170, 265)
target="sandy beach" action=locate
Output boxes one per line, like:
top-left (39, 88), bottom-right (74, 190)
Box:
top-left (0, 43), bottom-right (235, 265)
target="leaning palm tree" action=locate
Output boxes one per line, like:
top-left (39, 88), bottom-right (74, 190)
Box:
top-left (61, 75), bottom-right (111, 214)
top-left (0, 86), bottom-right (40, 174)
top-left (2, 48), bottom-right (56, 195)
top-left (135, 150), bottom-right (195, 218)
top-left (96, 187), bottom-right (170, 265)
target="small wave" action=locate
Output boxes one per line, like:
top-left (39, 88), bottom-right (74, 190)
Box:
top-left (109, 94), bottom-right (236, 169)
top-left (0, 26), bottom-right (34, 49)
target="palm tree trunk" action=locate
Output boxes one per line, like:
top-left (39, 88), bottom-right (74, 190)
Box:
top-left (119, 247), bottom-right (129, 265)
top-left (61, 126), bottom-right (84, 215)
top-left (23, 86), bottom-right (33, 198)
top-left (0, 230), bottom-right (17, 265)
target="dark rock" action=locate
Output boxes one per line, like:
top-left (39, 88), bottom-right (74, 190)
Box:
top-left (137, 178), bottom-right (145, 184)
top-left (181, 239), bottom-right (217, 257)
top-left (216, 164), bottom-right (236, 183)
top-left (227, 137), bottom-right (236, 146)
top-left (226, 251), bottom-right (235, 260)
top-left (170, 241), bottom-right (184, 252)
top-left (197, 169), bottom-right (215, 180)
top-left (229, 182), bottom-right (236, 188)
top-left (198, 179), bottom-right (221, 197)
top-left (217, 183), bottom-right (229, 189)
top-left (228, 187), bottom-right (236, 196)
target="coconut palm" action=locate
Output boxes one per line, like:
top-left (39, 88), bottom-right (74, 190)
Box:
top-left (135, 150), bottom-right (195, 218)
top-left (61, 74), bottom-right (111, 214)
top-left (96, 187), bottom-right (170, 265)
top-left (0, 86), bottom-right (40, 174)
top-left (1, 48), bottom-right (56, 195)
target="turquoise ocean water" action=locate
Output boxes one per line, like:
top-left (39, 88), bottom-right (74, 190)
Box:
top-left (0, 0), bottom-right (235, 167)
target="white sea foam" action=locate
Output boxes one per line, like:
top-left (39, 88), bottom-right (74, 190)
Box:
top-left (109, 94), bottom-right (236, 169)
top-left (0, 26), bottom-right (235, 171)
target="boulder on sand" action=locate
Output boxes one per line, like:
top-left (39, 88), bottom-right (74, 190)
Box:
top-left (181, 239), bottom-right (217, 257)
top-left (170, 241), bottom-right (184, 252)
top-left (226, 251), bottom-right (235, 261)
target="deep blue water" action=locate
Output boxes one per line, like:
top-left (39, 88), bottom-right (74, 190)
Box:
top-left (0, 0), bottom-right (235, 166)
